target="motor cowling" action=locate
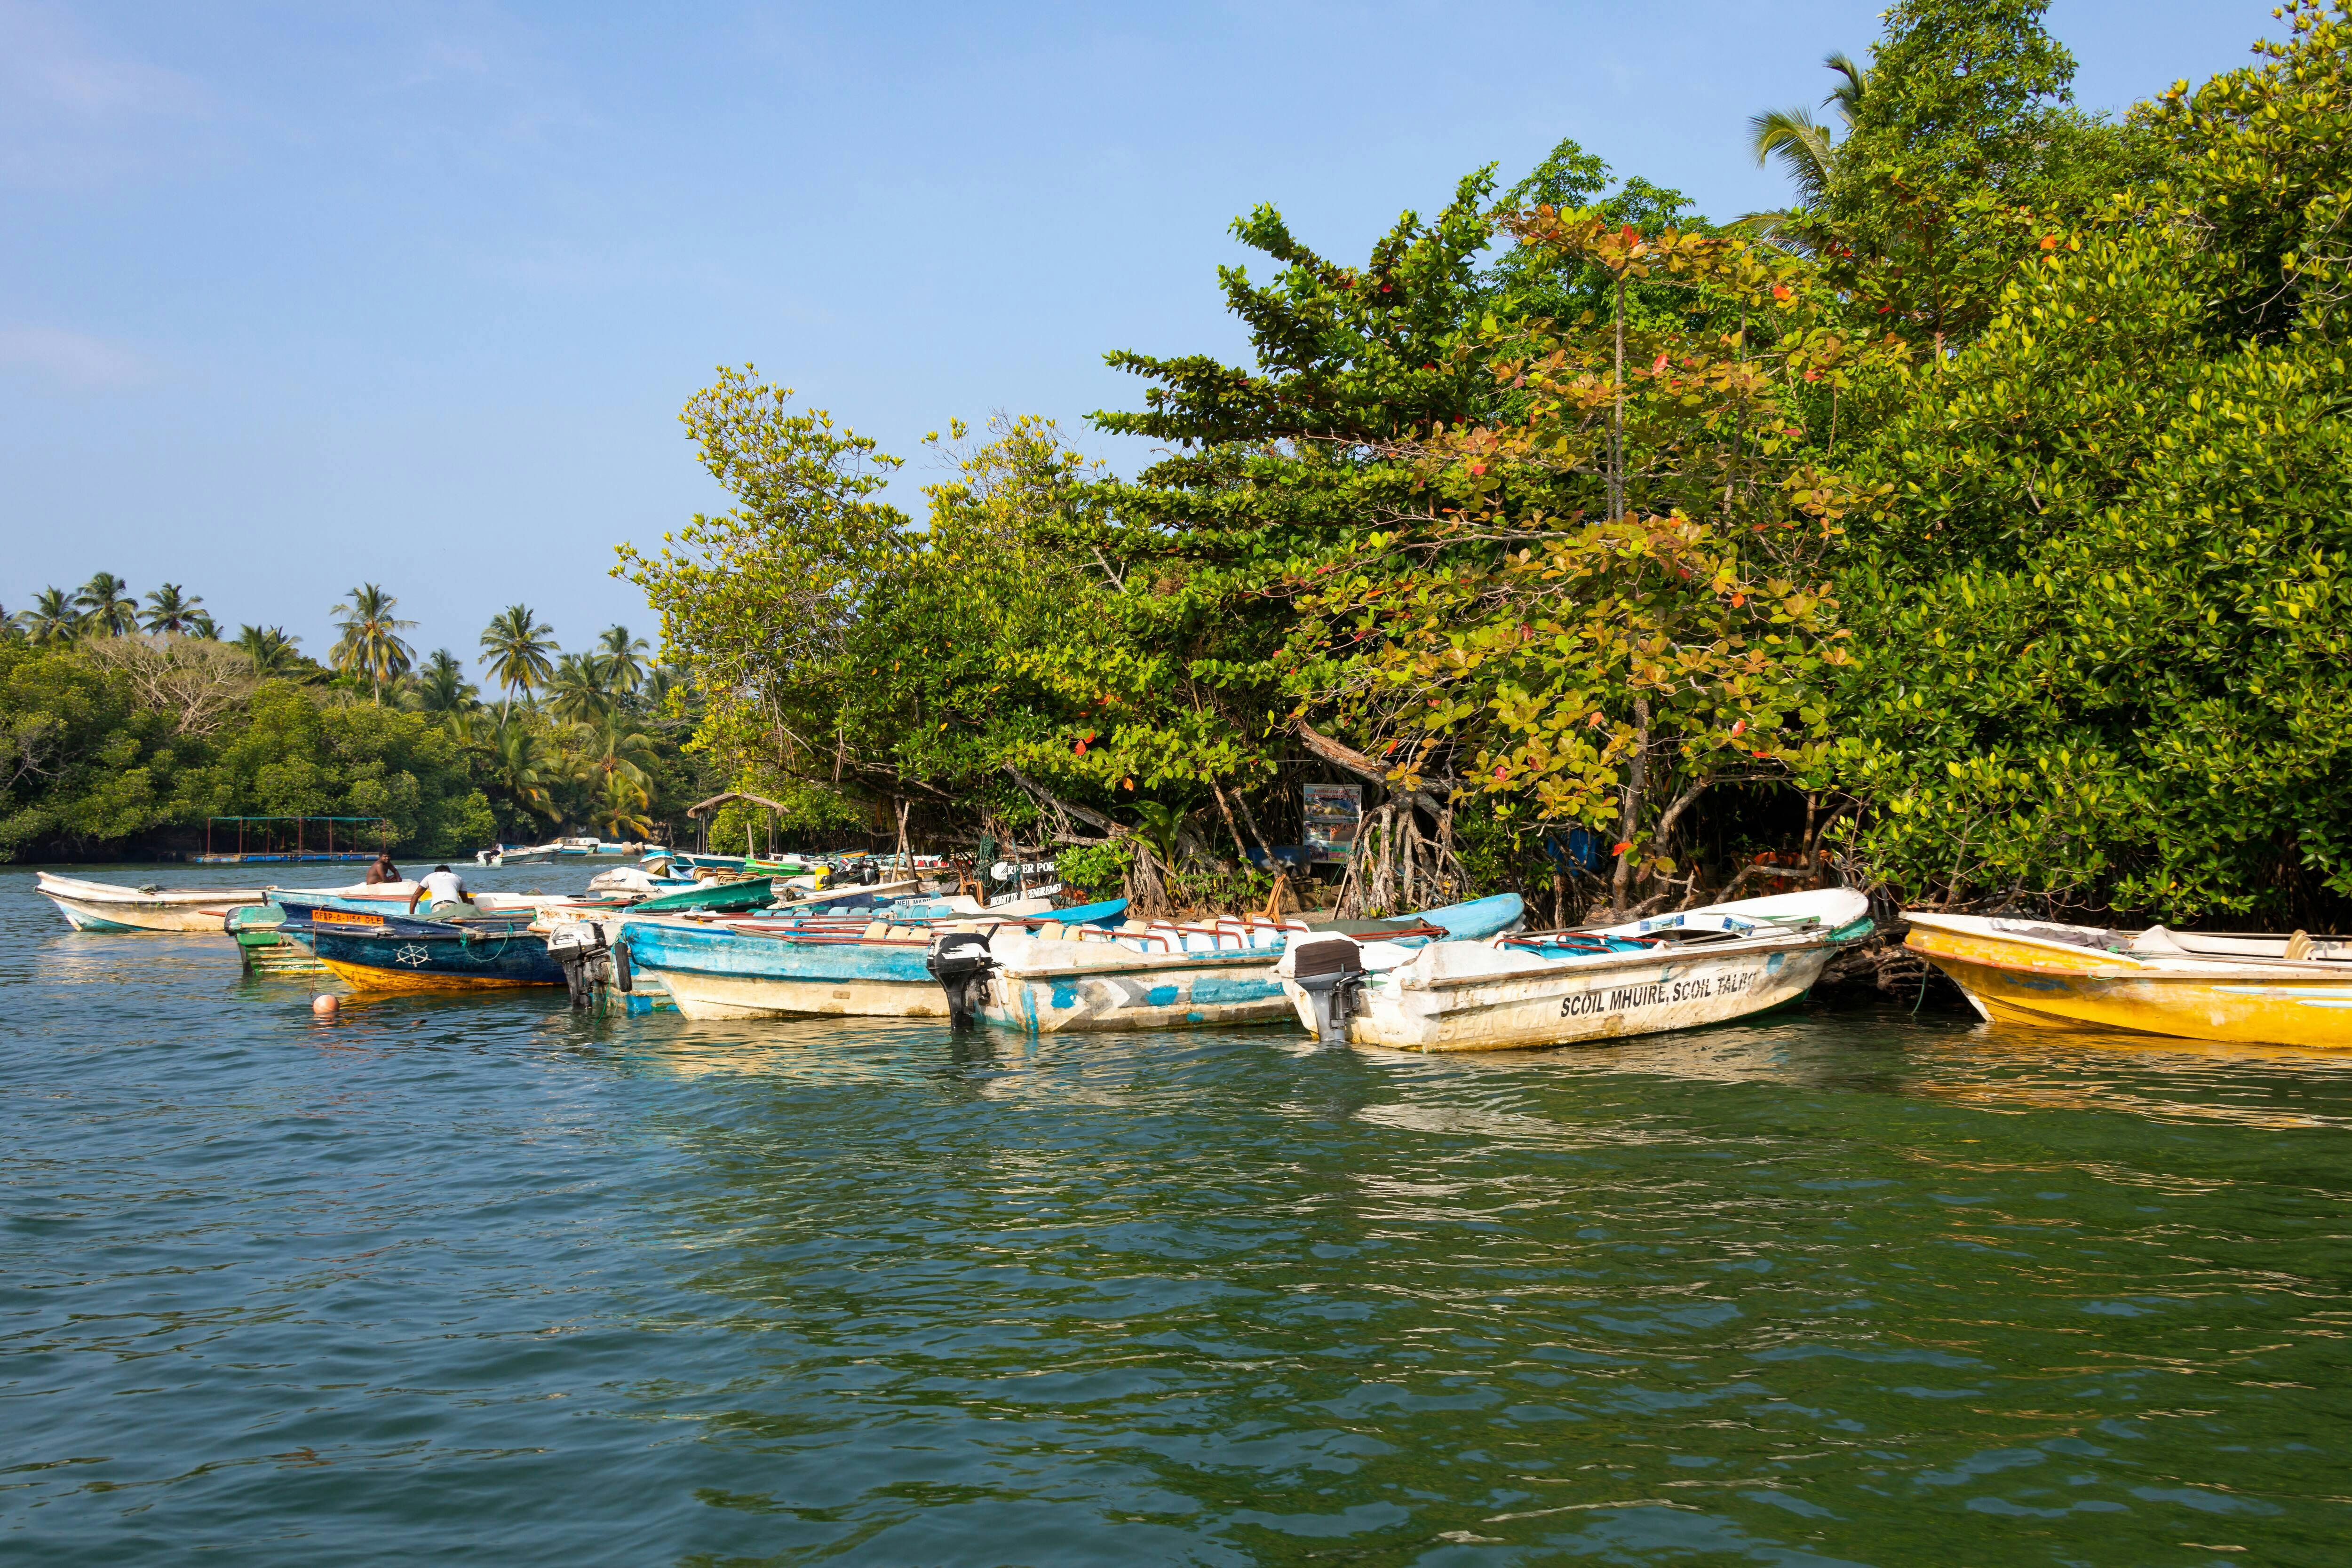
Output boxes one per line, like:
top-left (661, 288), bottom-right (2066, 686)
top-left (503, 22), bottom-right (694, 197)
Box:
top-left (547, 919), bottom-right (612, 1009)
top-left (1288, 937), bottom-right (1365, 1045)
top-left (924, 929), bottom-right (996, 1028)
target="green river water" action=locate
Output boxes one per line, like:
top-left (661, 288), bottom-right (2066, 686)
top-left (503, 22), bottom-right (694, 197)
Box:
top-left (3, 864), bottom-right (2348, 1565)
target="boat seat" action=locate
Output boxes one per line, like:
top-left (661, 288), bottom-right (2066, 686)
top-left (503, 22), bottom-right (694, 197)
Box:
top-left (1036, 922), bottom-right (1064, 942)
top-left (862, 921), bottom-right (888, 939)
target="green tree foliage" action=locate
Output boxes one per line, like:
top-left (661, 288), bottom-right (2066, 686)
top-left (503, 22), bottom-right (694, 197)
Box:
top-left (21, 589), bottom-right (80, 645)
top-left (480, 605), bottom-right (557, 719)
top-left (1827, 4), bottom-right (2352, 921)
top-left (140, 584), bottom-right (211, 637)
top-left (328, 584), bottom-right (417, 704)
top-left (76, 573), bottom-right (137, 637)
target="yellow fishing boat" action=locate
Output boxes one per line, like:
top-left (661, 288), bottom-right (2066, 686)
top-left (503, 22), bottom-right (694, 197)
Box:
top-left (1904, 912), bottom-right (2352, 1048)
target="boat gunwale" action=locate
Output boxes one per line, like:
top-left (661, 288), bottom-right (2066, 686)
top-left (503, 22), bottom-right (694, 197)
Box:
top-left (1904, 912), bottom-right (2352, 983)
top-left (1389, 928), bottom-right (1841, 995)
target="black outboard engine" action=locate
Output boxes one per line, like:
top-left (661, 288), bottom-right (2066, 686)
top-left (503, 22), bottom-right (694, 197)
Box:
top-left (548, 920), bottom-right (613, 1010)
top-left (857, 859), bottom-right (880, 886)
top-left (1289, 937), bottom-right (1366, 1045)
top-left (924, 929), bottom-right (996, 1028)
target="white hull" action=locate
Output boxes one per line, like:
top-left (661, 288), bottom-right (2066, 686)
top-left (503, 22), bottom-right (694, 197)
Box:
top-left (657, 970), bottom-right (947, 1022)
top-left (44, 894), bottom-right (247, 933)
top-left (36, 872), bottom-right (266, 933)
top-left (1291, 942), bottom-right (1834, 1051)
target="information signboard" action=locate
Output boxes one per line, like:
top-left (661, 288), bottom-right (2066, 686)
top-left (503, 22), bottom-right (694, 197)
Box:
top-left (1302, 783), bottom-right (1364, 863)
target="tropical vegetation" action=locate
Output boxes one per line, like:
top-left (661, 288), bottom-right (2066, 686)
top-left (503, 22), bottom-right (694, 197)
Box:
top-left (624, 0), bottom-right (2352, 927)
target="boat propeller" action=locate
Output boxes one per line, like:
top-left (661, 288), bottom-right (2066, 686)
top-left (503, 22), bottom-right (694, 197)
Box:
top-left (924, 930), bottom-right (997, 1028)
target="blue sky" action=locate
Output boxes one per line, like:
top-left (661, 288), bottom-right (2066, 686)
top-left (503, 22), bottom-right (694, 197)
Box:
top-left (0, 0), bottom-right (2280, 680)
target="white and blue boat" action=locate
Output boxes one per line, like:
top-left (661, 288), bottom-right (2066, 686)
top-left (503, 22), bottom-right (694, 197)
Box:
top-left (619, 897), bottom-right (1130, 1021)
top-left (962, 894), bottom-right (1526, 1034)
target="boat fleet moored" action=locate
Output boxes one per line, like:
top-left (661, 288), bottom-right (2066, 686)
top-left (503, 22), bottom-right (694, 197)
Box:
top-left (35, 859), bottom-right (2352, 1052)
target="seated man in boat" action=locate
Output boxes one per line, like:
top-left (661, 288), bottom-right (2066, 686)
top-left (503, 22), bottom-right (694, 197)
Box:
top-left (407, 865), bottom-right (476, 918)
top-left (365, 850), bottom-right (402, 886)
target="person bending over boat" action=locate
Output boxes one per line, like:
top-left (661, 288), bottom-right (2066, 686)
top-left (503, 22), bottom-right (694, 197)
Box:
top-left (407, 865), bottom-right (476, 918)
top-left (365, 850), bottom-right (402, 886)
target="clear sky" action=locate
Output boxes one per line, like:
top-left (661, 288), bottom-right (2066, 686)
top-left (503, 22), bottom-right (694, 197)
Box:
top-left (0, 0), bottom-right (2280, 680)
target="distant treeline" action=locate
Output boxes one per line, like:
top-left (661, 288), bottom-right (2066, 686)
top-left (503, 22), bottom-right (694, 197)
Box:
top-left (0, 579), bottom-right (719, 861)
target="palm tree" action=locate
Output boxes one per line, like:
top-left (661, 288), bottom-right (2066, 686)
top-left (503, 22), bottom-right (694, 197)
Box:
top-left (22, 587), bottom-right (81, 644)
top-left (140, 583), bottom-right (209, 636)
top-left (235, 624), bottom-right (308, 679)
top-left (407, 648), bottom-right (479, 714)
top-left (328, 584), bottom-right (418, 705)
top-left (589, 771), bottom-right (656, 839)
top-left (481, 716), bottom-right (560, 824)
top-left (596, 624), bottom-right (650, 696)
top-left (543, 651), bottom-right (613, 725)
top-left (76, 573), bottom-right (137, 636)
top-left (480, 605), bottom-right (556, 720)
top-left (1743, 52), bottom-right (1870, 239)
top-left (571, 712), bottom-right (659, 791)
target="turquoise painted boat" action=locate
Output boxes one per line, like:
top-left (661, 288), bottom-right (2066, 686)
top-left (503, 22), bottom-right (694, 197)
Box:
top-left (622, 897), bottom-right (1130, 1021)
top-left (976, 894), bottom-right (1527, 1034)
top-left (630, 879), bottom-right (779, 915)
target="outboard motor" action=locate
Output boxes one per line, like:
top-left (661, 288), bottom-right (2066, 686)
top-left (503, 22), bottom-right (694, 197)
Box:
top-left (548, 920), bottom-right (613, 1010)
top-left (857, 859), bottom-right (880, 886)
top-left (924, 929), bottom-right (996, 1028)
top-left (1289, 937), bottom-right (1366, 1045)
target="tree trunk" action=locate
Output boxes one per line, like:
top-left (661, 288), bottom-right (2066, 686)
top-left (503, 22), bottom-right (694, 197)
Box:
top-left (1608, 698), bottom-right (1651, 911)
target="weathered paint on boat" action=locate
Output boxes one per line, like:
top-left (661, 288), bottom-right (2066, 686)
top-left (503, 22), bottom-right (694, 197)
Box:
top-left (36, 871), bottom-right (265, 933)
top-left (1905, 912), bottom-right (2352, 1049)
top-left (292, 907), bottom-right (567, 992)
top-left (982, 893), bottom-right (1527, 1035)
top-left (618, 897), bottom-right (1132, 1021)
top-left (1283, 890), bottom-right (1870, 1052)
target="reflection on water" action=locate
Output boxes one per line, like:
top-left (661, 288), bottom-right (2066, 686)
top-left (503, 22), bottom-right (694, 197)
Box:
top-left (4, 867), bottom-right (2350, 1566)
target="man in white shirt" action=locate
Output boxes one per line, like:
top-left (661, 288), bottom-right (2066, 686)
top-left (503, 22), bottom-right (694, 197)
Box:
top-left (407, 864), bottom-right (476, 917)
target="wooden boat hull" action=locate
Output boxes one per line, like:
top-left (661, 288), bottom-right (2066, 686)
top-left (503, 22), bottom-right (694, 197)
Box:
top-left (35, 873), bottom-right (264, 933)
top-left (985, 955), bottom-right (1289, 1033)
top-left (304, 917), bottom-right (564, 991)
top-left (983, 893), bottom-right (1528, 1035)
top-left (1905, 918), bottom-right (2352, 1048)
top-left (1297, 943), bottom-right (1835, 1051)
top-left (618, 919), bottom-right (939, 1020)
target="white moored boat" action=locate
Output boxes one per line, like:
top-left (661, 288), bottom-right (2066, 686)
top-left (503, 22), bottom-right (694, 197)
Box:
top-left (1275, 889), bottom-right (1873, 1052)
top-left (35, 871), bottom-right (269, 933)
top-left (968, 894), bottom-right (1525, 1034)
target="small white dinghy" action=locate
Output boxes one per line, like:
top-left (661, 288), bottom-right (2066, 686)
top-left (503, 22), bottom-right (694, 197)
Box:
top-left (35, 871), bottom-right (269, 933)
top-left (1275, 888), bottom-right (1873, 1052)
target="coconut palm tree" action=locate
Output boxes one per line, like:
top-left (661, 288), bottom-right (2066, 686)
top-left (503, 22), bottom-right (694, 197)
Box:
top-left (542, 651), bottom-right (614, 725)
top-left (234, 625), bottom-right (307, 679)
top-left (407, 648), bottom-right (479, 714)
top-left (140, 583), bottom-right (209, 636)
top-left (22, 587), bottom-right (81, 644)
top-left (571, 711), bottom-right (660, 791)
top-left (480, 605), bottom-right (556, 721)
top-left (481, 716), bottom-right (560, 824)
top-left (596, 624), bottom-right (650, 696)
top-left (590, 771), bottom-right (656, 840)
top-left (1742, 52), bottom-right (1870, 242)
top-left (76, 573), bottom-right (138, 636)
top-left (329, 584), bottom-right (417, 705)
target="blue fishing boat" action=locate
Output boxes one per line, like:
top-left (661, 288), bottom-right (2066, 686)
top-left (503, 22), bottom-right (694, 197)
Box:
top-left (279, 904), bottom-right (573, 992)
top-left (622, 897), bottom-right (1129, 1020)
